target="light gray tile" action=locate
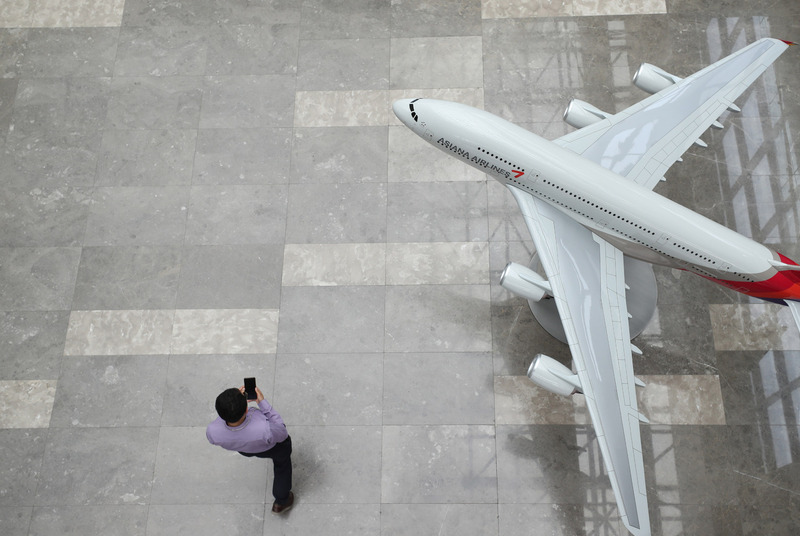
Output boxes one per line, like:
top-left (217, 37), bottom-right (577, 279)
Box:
top-left (383, 352), bottom-right (494, 425)
top-left (27, 0), bottom-right (125, 28)
top-left (710, 303), bottom-right (800, 350)
top-left (282, 243), bottom-right (386, 287)
top-left (151, 426), bottom-right (266, 504)
top-left (381, 425), bottom-right (497, 503)
top-left (0, 429), bottom-right (47, 506)
top-left (277, 286), bottom-right (385, 354)
top-left (275, 353), bottom-right (383, 425)
top-left (385, 285), bottom-right (492, 352)
top-left (293, 90), bottom-right (389, 127)
top-left (50, 356), bottom-right (167, 428)
top-left (161, 354), bottom-right (277, 427)
top-left (36, 427), bottom-right (159, 506)
top-left (0, 247), bottom-right (81, 311)
top-left (171, 309), bottom-right (279, 355)
top-left (289, 425), bottom-right (382, 503)
top-left (64, 310), bottom-right (174, 356)
top-left (29, 506), bottom-right (147, 536)
top-left (0, 380), bottom-right (56, 429)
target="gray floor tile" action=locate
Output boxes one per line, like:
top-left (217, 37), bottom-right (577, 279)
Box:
top-left (28, 506), bottom-right (147, 536)
top-left (176, 245), bottom-right (284, 309)
top-left (71, 246), bottom-right (182, 310)
top-left (273, 503), bottom-right (380, 536)
top-left (16, 28), bottom-right (117, 78)
top-left (0, 507), bottom-right (31, 536)
top-left (96, 129), bottom-right (196, 187)
top-left (105, 76), bottom-right (201, 130)
top-left (297, 38), bottom-right (389, 91)
top-left (290, 127), bottom-right (388, 184)
top-left (193, 128), bottom-right (292, 185)
top-left (146, 504), bottom-right (263, 536)
top-left (300, 0), bottom-right (390, 39)
top-left (274, 353), bottom-right (383, 425)
top-left (161, 354), bottom-right (277, 427)
top-left (12, 78), bottom-right (111, 132)
top-left (0, 247), bottom-right (81, 311)
top-left (50, 355), bottom-right (168, 428)
top-left (114, 25), bottom-right (208, 77)
top-left (383, 352), bottom-right (494, 425)
top-left (289, 425), bottom-right (382, 503)
top-left (35, 427), bottom-right (159, 506)
top-left (0, 311), bottom-right (68, 380)
top-left (390, 0), bottom-right (482, 38)
top-left (382, 504), bottom-right (499, 536)
top-left (277, 286), bottom-right (385, 354)
top-left (205, 24), bottom-right (299, 76)
top-left (381, 424), bottom-right (497, 503)
top-left (0, 430), bottom-right (47, 506)
top-left (0, 186), bottom-right (91, 247)
top-left (199, 75), bottom-right (295, 128)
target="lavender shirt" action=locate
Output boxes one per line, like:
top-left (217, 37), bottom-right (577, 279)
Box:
top-left (206, 399), bottom-right (288, 454)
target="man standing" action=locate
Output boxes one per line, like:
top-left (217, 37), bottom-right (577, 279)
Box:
top-left (206, 386), bottom-right (294, 513)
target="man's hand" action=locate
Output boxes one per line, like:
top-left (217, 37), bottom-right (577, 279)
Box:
top-left (254, 386), bottom-right (265, 403)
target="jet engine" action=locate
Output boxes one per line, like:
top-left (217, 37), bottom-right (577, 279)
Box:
top-left (527, 354), bottom-right (582, 397)
top-left (563, 98), bottom-right (611, 129)
top-left (633, 63), bottom-right (682, 94)
top-left (499, 262), bottom-right (551, 302)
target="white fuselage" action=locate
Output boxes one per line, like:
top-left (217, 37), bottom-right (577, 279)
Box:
top-left (394, 99), bottom-right (780, 287)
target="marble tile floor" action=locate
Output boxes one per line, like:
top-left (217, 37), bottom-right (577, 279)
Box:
top-left (1, 0), bottom-right (800, 535)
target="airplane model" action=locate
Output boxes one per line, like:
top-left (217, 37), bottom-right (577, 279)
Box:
top-left (392, 38), bottom-right (796, 536)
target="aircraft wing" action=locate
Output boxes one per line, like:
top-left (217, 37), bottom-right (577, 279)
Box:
top-left (507, 184), bottom-right (650, 535)
top-left (554, 38), bottom-right (791, 190)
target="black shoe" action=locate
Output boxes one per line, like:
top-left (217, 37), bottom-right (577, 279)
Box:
top-left (272, 491), bottom-right (294, 514)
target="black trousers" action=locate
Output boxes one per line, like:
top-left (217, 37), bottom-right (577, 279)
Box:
top-left (239, 435), bottom-right (293, 504)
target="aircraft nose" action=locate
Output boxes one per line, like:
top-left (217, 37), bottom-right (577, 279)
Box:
top-left (392, 98), bottom-right (418, 128)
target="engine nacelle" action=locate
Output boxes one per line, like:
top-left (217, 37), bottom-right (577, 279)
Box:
top-left (633, 63), bottom-right (682, 94)
top-left (499, 262), bottom-right (551, 302)
top-left (527, 354), bottom-right (582, 397)
top-left (563, 98), bottom-right (611, 129)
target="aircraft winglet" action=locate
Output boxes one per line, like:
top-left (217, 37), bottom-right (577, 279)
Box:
top-left (780, 40), bottom-right (797, 46)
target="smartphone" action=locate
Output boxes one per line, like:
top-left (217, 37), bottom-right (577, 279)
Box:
top-left (244, 377), bottom-right (257, 401)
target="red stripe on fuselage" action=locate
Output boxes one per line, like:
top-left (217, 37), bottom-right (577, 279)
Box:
top-left (701, 253), bottom-right (800, 301)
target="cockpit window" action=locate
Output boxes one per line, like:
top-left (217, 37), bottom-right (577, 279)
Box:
top-left (410, 98), bottom-right (421, 122)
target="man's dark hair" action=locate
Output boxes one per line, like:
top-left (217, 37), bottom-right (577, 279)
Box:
top-left (215, 388), bottom-right (248, 423)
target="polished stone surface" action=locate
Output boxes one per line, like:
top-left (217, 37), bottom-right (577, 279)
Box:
top-left (1, 1), bottom-right (800, 535)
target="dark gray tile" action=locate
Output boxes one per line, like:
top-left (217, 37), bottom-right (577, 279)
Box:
top-left (50, 355), bottom-right (169, 428)
top-left (300, 0), bottom-right (390, 39)
top-left (0, 186), bottom-right (92, 247)
top-left (205, 24), bottom-right (299, 76)
top-left (384, 285), bottom-right (492, 353)
top-left (199, 75), bottom-right (295, 128)
top-left (285, 183), bottom-right (387, 243)
top-left (0, 507), bottom-right (31, 536)
top-left (17, 28), bottom-right (118, 78)
top-left (115, 26), bottom-right (208, 77)
top-left (290, 127), bottom-right (387, 184)
top-left (29, 506), bottom-right (147, 536)
top-left (0, 128), bottom-right (101, 188)
top-left (278, 286), bottom-right (385, 354)
top-left (193, 128), bottom-right (292, 185)
top-left (146, 504), bottom-right (264, 536)
top-left (0, 311), bottom-right (69, 380)
top-left (176, 244), bottom-right (284, 309)
top-left (0, 430), bottom-right (47, 506)
top-left (12, 78), bottom-right (111, 131)
top-left (0, 29), bottom-right (27, 79)
top-left (71, 246), bottom-right (181, 310)
top-left (84, 187), bottom-right (190, 246)
top-left (35, 427), bottom-right (159, 505)
top-left (161, 354), bottom-right (277, 427)
top-left (185, 185), bottom-right (288, 245)
top-left (96, 129), bottom-right (196, 187)
top-left (0, 78), bottom-right (16, 143)
top-left (106, 76), bottom-right (202, 130)
top-left (391, 0), bottom-right (482, 38)
top-left (0, 247), bottom-right (81, 311)
top-left (296, 38), bottom-right (389, 90)
top-left (387, 181), bottom-right (489, 242)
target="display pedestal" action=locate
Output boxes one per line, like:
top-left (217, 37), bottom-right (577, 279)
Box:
top-left (528, 255), bottom-right (657, 344)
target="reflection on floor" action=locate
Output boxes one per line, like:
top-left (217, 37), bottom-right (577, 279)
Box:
top-left (1, 0), bottom-right (799, 534)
